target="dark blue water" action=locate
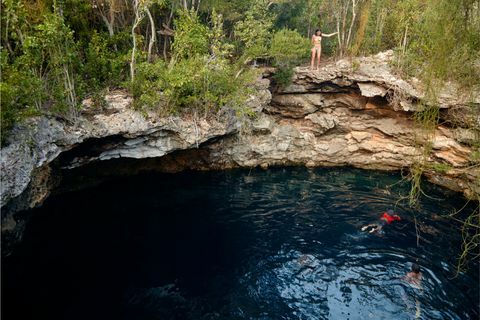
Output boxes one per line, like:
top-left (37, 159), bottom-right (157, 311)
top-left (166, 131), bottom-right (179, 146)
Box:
top-left (2, 167), bottom-right (479, 320)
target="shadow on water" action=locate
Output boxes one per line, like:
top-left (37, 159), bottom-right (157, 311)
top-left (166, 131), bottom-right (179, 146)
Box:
top-left (2, 167), bottom-right (479, 320)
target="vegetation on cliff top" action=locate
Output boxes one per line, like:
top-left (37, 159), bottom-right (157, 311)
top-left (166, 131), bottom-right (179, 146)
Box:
top-left (2, 0), bottom-right (479, 142)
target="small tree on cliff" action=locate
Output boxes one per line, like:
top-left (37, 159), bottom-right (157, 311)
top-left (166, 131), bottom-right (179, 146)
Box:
top-left (234, 0), bottom-right (274, 64)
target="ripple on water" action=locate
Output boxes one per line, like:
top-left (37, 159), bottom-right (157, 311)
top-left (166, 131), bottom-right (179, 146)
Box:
top-left (2, 167), bottom-right (478, 320)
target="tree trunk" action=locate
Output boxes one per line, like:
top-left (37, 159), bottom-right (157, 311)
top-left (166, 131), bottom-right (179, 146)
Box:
top-left (146, 8), bottom-right (156, 62)
top-left (130, 1), bottom-right (142, 81)
top-left (346, 0), bottom-right (357, 49)
top-left (163, 4), bottom-right (174, 61)
top-left (101, 15), bottom-right (114, 37)
top-left (336, 18), bottom-right (341, 56)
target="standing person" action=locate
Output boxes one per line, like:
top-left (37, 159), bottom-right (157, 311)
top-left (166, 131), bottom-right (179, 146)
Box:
top-left (310, 29), bottom-right (338, 70)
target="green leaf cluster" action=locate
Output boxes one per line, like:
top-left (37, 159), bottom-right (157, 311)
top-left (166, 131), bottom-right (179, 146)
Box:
top-left (131, 10), bottom-right (257, 116)
top-left (84, 31), bottom-right (129, 89)
top-left (270, 28), bottom-right (310, 87)
top-left (172, 9), bottom-right (209, 60)
top-left (234, 0), bottom-right (274, 62)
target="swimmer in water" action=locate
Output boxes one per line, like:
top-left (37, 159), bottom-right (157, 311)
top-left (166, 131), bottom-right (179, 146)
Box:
top-left (361, 209), bottom-right (401, 234)
top-left (403, 263), bottom-right (423, 288)
top-left (401, 263), bottom-right (423, 318)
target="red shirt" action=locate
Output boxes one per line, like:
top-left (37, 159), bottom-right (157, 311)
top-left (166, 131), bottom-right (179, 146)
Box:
top-left (381, 212), bottom-right (401, 224)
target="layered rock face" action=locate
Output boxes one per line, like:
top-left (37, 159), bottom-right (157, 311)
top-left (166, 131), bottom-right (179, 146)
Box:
top-left (208, 52), bottom-right (479, 197)
top-left (1, 51), bottom-right (479, 251)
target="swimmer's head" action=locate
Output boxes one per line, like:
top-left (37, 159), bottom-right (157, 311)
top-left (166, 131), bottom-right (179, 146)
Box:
top-left (387, 209), bottom-right (395, 215)
top-left (411, 263), bottom-right (421, 274)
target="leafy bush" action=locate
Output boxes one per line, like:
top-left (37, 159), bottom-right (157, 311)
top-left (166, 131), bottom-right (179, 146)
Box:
top-left (1, 50), bottom-right (43, 145)
top-left (84, 31), bottom-right (128, 89)
top-left (270, 29), bottom-right (310, 65)
top-left (20, 13), bottom-right (83, 116)
top-left (131, 56), bottom-right (257, 116)
top-left (269, 29), bottom-right (309, 87)
top-left (131, 9), bottom-right (257, 116)
top-left (234, 0), bottom-right (274, 62)
top-left (172, 9), bottom-right (209, 60)
top-left (130, 60), bottom-right (168, 111)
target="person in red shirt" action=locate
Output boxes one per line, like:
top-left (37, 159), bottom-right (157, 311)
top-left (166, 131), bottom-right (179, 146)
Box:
top-left (361, 209), bottom-right (401, 234)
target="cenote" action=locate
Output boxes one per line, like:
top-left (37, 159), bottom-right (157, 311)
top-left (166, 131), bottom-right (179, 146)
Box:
top-left (2, 167), bottom-right (479, 320)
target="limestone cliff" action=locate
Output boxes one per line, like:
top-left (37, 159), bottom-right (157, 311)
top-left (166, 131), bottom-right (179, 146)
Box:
top-left (1, 51), bottom-right (479, 252)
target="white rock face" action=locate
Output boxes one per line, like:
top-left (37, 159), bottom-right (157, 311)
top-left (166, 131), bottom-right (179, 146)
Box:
top-left (0, 91), bottom-right (241, 208)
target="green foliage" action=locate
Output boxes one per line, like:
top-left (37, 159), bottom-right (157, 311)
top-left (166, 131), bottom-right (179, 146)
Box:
top-left (429, 162), bottom-right (453, 174)
top-left (358, 0), bottom-right (480, 88)
top-left (84, 31), bottom-right (128, 89)
top-left (1, 0), bottom-right (30, 54)
top-left (200, 0), bottom-right (254, 26)
top-left (20, 12), bottom-right (83, 115)
top-left (272, 67), bottom-right (295, 88)
top-left (130, 60), bottom-right (167, 110)
top-left (234, 0), bottom-right (274, 62)
top-left (131, 8), bottom-right (257, 116)
top-left (209, 9), bottom-right (234, 61)
top-left (1, 11), bottom-right (85, 143)
top-left (403, 0), bottom-right (480, 87)
top-left (270, 29), bottom-right (310, 65)
top-left (131, 57), bottom-right (257, 116)
top-left (272, 0), bottom-right (322, 38)
top-left (1, 50), bottom-right (43, 145)
top-left (172, 9), bottom-right (209, 60)
top-left (270, 28), bottom-right (309, 86)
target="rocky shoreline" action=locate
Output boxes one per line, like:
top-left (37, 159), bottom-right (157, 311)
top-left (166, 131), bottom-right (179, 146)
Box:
top-left (1, 51), bottom-right (479, 253)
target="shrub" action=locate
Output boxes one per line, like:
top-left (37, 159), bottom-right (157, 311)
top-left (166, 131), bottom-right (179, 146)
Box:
top-left (131, 57), bottom-right (257, 116)
top-left (269, 29), bottom-right (309, 87)
top-left (234, 0), bottom-right (274, 62)
top-left (84, 31), bottom-right (128, 89)
top-left (172, 9), bottom-right (209, 60)
top-left (1, 50), bottom-right (43, 145)
top-left (19, 13), bottom-right (84, 116)
top-left (130, 60), bottom-right (167, 111)
top-left (270, 29), bottom-right (310, 65)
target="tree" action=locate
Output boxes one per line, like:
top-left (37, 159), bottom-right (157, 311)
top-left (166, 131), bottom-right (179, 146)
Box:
top-left (234, 0), bottom-right (275, 63)
top-left (321, 0), bottom-right (364, 56)
top-left (130, 0), bottom-right (166, 80)
top-left (171, 9), bottom-right (209, 60)
top-left (21, 11), bottom-right (81, 117)
top-left (270, 28), bottom-right (310, 86)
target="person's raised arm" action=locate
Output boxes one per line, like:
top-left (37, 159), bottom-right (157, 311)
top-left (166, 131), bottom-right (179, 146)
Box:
top-left (322, 32), bottom-right (339, 38)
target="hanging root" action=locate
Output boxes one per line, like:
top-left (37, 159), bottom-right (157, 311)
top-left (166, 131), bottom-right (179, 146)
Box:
top-left (454, 203), bottom-right (480, 276)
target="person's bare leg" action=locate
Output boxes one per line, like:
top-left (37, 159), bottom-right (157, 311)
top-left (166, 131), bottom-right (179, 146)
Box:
top-left (361, 224), bottom-right (376, 231)
top-left (310, 48), bottom-right (315, 70)
top-left (316, 47), bottom-right (322, 70)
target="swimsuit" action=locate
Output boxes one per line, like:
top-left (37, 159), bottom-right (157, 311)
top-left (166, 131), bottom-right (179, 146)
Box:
top-left (312, 36), bottom-right (322, 52)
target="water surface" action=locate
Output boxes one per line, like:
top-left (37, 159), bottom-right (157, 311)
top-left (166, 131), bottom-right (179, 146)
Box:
top-left (3, 167), bottom-right (479, 319)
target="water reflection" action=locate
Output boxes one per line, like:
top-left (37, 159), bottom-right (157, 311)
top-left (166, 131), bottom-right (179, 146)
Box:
top-left (2, 167), bottom-right (478, 320)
